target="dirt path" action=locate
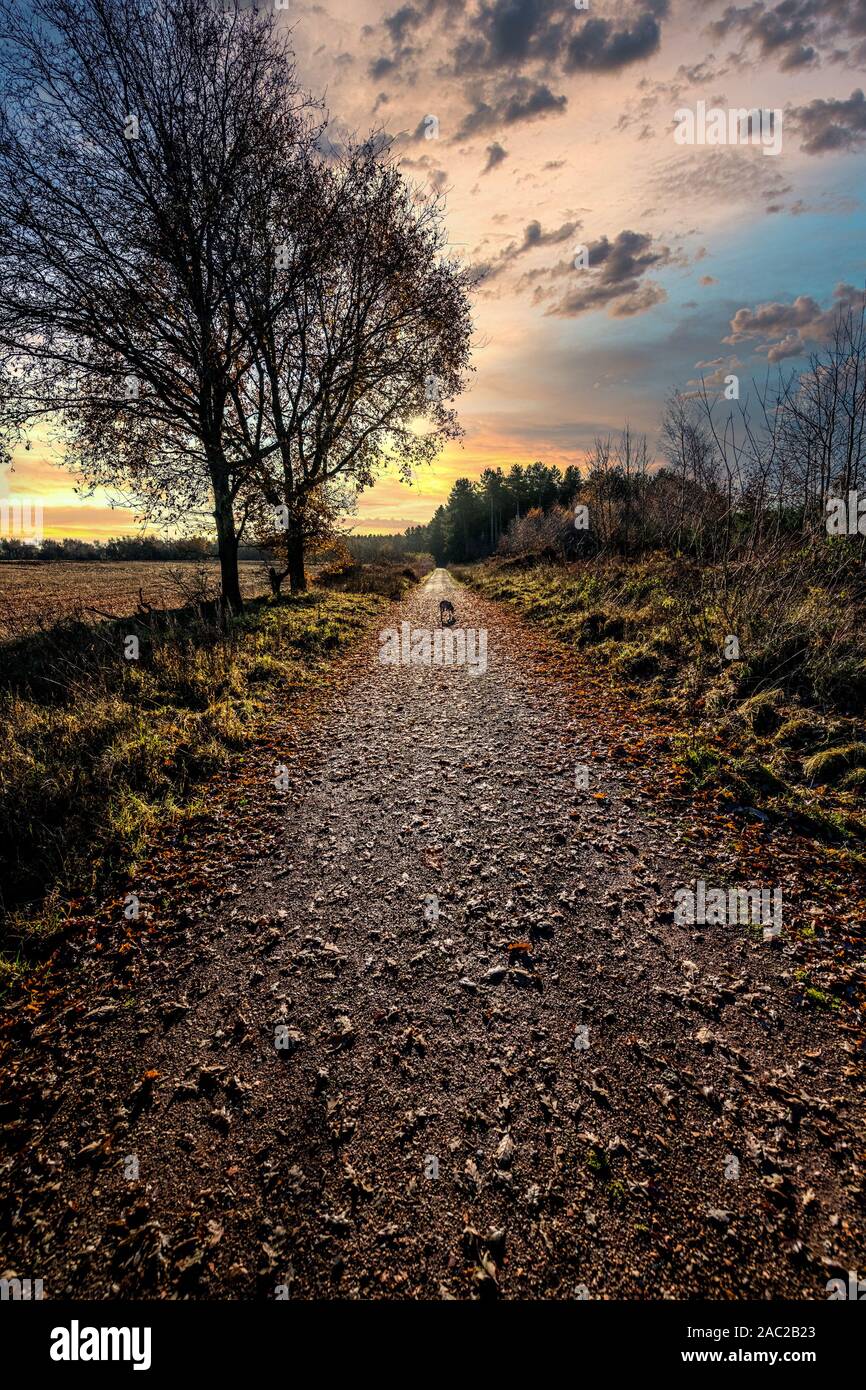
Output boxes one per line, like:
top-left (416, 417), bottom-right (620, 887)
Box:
top-left (2, 570), bottom-right (863, 1300)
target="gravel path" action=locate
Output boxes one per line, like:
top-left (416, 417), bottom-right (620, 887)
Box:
top-left (2, 570), bottom-right (862, 1300)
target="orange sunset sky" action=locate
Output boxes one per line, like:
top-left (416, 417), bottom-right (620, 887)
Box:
top-left (3, 0), bottom-right (866, 538)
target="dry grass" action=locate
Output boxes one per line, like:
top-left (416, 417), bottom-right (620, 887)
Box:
top-left (455, 554), bottom-right (866, 844)
top-left (0, 560), bottom-right (268, 639)
top-left (0, 578), bottom-right (397, 974)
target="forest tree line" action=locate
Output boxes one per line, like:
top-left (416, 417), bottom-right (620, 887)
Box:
top-left (394, 301), bottom-right (866, 569)
top-left (0, 534), bottom-right (231, 563)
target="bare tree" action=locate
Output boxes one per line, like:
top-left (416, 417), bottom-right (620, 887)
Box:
top-left (0, 0), bottom-right (317, 609)
top-left (224, 142), bottom-right (475, 591)
top-left (779, 300), bottom-right (866, 523)
top-left (583, 427), bottom-right (650, 554)
top-left (659, 389), bottom-right (721, 553)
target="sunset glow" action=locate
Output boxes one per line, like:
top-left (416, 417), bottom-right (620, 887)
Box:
top-left (4, 0), bottom-right (866, 538)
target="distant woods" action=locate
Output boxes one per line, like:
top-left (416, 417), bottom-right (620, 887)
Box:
top-left (0, 534), bottom-right (230, 563)
top-left (399, 462), bottom-right (584, 565)
top-left (399, 301), bottom-right (866, 570)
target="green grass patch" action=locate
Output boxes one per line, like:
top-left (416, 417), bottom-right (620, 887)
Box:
top-left (585, 1145), bottom-right (610, 1178)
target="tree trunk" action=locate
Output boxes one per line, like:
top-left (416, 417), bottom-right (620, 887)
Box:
top-left (287, 527), bottom-right (307, 593)
top-left (213, 490), bottom-right (243, 611)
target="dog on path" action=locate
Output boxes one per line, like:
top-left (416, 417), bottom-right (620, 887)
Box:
top-left (439, 598), bottom-right (456, 626)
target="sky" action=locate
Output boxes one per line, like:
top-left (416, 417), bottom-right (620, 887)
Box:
top-left (5, 0), bottom-right (866, 538)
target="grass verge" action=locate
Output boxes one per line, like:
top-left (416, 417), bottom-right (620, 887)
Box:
top-left (0, 583), bottom-right (395, 979)
top-left (453, 555), bottom-right (866, 846)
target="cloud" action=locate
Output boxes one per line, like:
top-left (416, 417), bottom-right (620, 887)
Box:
top-left (686, 354), bottom-right (743, 389)
top-left (449, 0), bottom-right (571, 75)
top-left (453, 81), bottom-right (567, 140)
top-left (453, 0), bottom-right (670, 76)
top-left (676, 58), bottom-right (728, 84)
top-left (789, 88), bottom-right (866, 154)
top-left (565, 10), bottom-right (666, 72)
top-left (543, 229), bottom-right (672, 318)
top-left (708, 1), bottom-right (816, 69)
top-left (372, 0), bottom-right (671, 124)
top-left (787, 194), bottom-right (860, 215)
top-left (384, 4), bottom-right (425, 46)
top-left (646, 147), bottom-right (791, 210)
top-left (476, 218), bottom-right (580, 282)
top-left (516, 220), bottom-right (579, 251)
top-left (369, 55), bottom-right (399, 80)
top-left (366, 1), bottom-right (440, 81)
top-left (705, 0), bottom-right (866, 73)
top-left (398, 150), bottom-right (451, 191)
top-left (481, 141), bottom-right (508, 173)
top-left (723, 282), bottom-right (866, 362)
